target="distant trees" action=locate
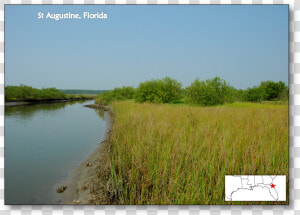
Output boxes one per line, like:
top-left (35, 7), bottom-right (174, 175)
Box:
top-left (7, 79), bottom-right (288, 105)
top-left (59, 89), bottom-right (107, 95)
top-left (94, 77), bottom-right (288, 106)
top-left (134, 77), bottom-right (182, 103)
top-left (5, 85), bottom-right (66, 101)
top-left (40, 88), bottom-right (66, 99)
top-left (5, 85), bottom-right (96, 102)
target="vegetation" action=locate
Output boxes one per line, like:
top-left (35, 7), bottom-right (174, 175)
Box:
top-left (134, 77), bottom-right (182, 103)
top-left (5, 77), bottom-right (288, 205)
top-left (243, 81), bottom-right (288, 102)
top-left (5, 85), bottom-right (94, 102)
top-left (95, 77), bottom-right (288, 107)
top-left (95, 86), bottom-right (135, 105)
top-left (59, 89), bottom-right (107, 95)
top-left (185, 77), bottom-right (235, 106)
top-left (104, 101), bottom-right (288, 204)
top-left (93, 77), bottom-right (288, 204)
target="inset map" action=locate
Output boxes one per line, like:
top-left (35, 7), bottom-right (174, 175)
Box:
top-left (225, 175), bottom-right (286, 201)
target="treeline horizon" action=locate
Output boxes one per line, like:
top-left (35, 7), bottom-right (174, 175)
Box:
top-left (59, 89), bottom-right (108, 95)
top-left (5, 85), bottom-right (95, 102)
top-left (5, 77), bottom-right (288, 105)
top-left (96, 77), bottom-right (288, 106)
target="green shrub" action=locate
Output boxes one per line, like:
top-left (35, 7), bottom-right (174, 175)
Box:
top-left (259, 81), bottom-right (288, 101)
top-left (5, 85), bottom-right (67, 101)
top-left (134, 77), bottom-right (182, 103)
top-left (185, 77), bottom-right (234, 106)
top-left (95, 86), bottom-right (135, 105)
top-left (243, 86), bottom-right (265, 102)
top-left (242, 81), bottom-right (288, 102)
top-left (40, 88), bottom-right (66, 99)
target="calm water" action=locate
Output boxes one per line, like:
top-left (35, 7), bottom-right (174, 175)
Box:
top-left (5, 100), bottom-right (108, 204)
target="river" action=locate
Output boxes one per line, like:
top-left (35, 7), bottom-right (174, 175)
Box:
top-left (5, 100), bottom-right (108, 204)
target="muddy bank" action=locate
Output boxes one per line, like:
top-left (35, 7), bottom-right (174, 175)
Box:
top-left (59, 104), bottom-right (114, 204)
top-left (84, 104), bottom-right (110, 111)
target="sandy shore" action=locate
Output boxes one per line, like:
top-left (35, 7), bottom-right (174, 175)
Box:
top-left (59, 104), bottom-right (113, 204)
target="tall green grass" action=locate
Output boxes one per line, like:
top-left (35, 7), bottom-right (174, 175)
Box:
top-left (107, 101), bottom-right (288, 204)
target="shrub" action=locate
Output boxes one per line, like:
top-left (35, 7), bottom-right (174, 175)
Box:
top-left (185, 77), bottom-right (234, 106)
top-left (40, 88), bottom-right (66, 99)
top-left (134, 77), bottom-right (182, 103)
top-left (243, 86), bottom-right (265, 102)
top-left (242, 81), bottom-right (288, 102)
top-left (95, 86), bottom-right (135, 105)
top-left (259, 81), bottom-right (288, 101)
top-left (5, 85), bottom-right (66, 101)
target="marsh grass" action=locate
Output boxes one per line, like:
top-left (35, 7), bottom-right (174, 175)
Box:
top-left (107, 101), bottom-right (288, 204)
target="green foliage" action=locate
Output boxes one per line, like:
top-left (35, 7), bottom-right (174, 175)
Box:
top-left (95, 86), bottom-right (135, 105)
top-left (5, 85), bottom-right (97, 102)
top-left (243, 86), bottom-right (265, 102)
top-left (134, 77), bottom-right (182, 103)
top-left (242, 81), bottom-right (288, 102)
top-left (185, 77), bottom-right (234, 106)
top-left (39, 88), bottom-right (66, 99)
top-left (59, 89), bottom-right (107, 95)
top-left (5, 85), bottom-right (67, 101)
top-left (6, 79), bottom-right (288, 106)
top-left (94, 78), bottom-right (287, 106)
top-left (259, 81), bottom-right (288, 101)
top-left (66, 94), bottom-right (95, 100)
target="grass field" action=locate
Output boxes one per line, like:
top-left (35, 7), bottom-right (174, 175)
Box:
top-left (106, 101), bottom-right (288, 205)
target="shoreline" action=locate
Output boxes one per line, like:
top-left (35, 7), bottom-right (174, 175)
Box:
top-left (5, 98), bottom-right (94, 107)
top-left (59, 104), bottom-right (113, 204)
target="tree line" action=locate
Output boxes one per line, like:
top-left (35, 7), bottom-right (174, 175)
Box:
top-left (96, 77), bottom-right (288, 106)
top-left (5, 85), bottom-right (94, 101)
top-left (59, 89), bottom-right (107, 95)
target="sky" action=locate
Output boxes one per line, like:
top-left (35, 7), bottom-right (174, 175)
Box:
top-left (5, 5), bottom-right (288, 90)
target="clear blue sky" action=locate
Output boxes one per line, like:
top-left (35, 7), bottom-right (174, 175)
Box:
top-left (5, 5), bottom-right (288, 90)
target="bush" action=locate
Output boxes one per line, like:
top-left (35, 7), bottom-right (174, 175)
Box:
top-left (259, 81), bottom-right (288, 101)
top-left (243, 86), bottom-right (265, 102)
top-left (185, 77), bottom-right (234, 106)
top-left (242, 81), bottom-right (288, 102)
top-left (134, 77), bottom-right (182, 103)
top-left (95, 86), bottom-right (135, 105)
top-left (40, 88), bottom-right (66, 99)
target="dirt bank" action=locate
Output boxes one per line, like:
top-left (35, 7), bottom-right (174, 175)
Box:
top-left (60, 104), bottom-right (114, 204)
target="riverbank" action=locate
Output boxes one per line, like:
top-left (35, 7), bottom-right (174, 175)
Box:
top-left (60, 101), bottom-right (288, 205)
top-left (60, 104), bottom-right (114, 204)
top-left (5, 97), bottom-right (94, 106)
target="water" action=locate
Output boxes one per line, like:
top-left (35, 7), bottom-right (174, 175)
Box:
top-left (5, 100), bottom-right (108, 204)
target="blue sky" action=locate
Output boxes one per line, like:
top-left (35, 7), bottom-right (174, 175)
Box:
top-left (5, 5), bottom-right (288, 90)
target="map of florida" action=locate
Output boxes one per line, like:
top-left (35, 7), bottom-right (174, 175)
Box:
top-left (225, 175), bottom-right (286, 201)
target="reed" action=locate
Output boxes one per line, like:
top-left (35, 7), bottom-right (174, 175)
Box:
top-left (106, 101), bottom-right (288, 204)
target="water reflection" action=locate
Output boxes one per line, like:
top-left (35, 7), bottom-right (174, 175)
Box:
top-left (5, 100), bottom-right (107, 204)
top-left (95, 109), bottom-right (105, 118)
